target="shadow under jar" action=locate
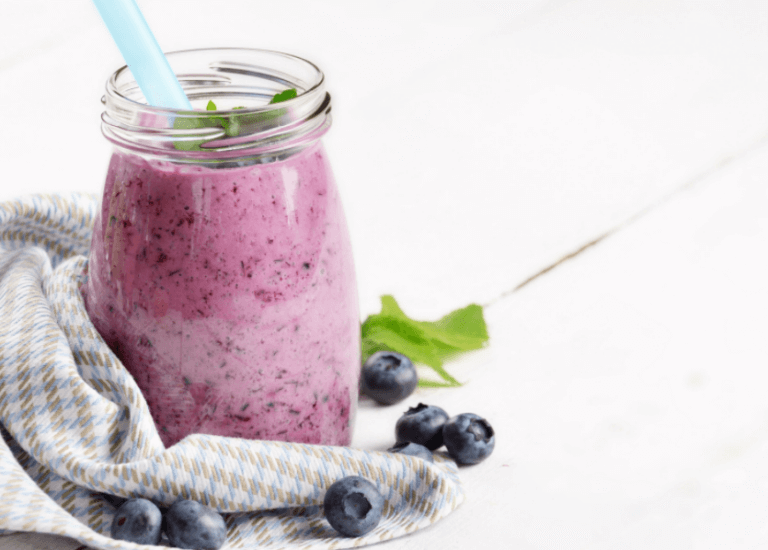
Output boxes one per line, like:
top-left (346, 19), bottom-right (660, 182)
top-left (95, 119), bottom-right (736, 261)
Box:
top-left (81, 48), bottom-right (360, 447)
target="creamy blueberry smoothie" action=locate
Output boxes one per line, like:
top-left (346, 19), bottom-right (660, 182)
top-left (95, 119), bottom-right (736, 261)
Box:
top-left (82, 139), bottom-right (359, 447)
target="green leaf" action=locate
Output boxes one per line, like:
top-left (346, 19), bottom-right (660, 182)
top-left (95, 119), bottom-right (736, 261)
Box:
top-left (423, 361), bottom-right (462, 386)
top-left (172, 115), bottom-right (210, 151)
top-left (269, 88), bottom-right (298, 104)
top-left (172, 101), bottom-right (232, 151)
top-left (361, 338), bottom-right (390, 360)
top-left (379, 295), bottom-right (406, 317)
top-left (361, 295), bottom-right (489, 387)
top-left (172, 112), bottom-right (225, 151)
top-left (417, 379), bottom-right (462, 388)
top-left (362, 317), bottom-right (443, 367)
top-left (173, 92), bottom-right (295, 151)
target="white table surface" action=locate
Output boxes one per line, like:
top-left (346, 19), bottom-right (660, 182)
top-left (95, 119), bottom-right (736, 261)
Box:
top-left (2, 0), bottom-right (768, 548)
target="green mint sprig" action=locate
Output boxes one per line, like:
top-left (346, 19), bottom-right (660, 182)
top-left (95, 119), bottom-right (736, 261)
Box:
top-left (269, 88), bottom-right (298, 104)
top-left (361, 296), bottom-right (489, 388)
top-left (173, 89), bottom-right (298, 151)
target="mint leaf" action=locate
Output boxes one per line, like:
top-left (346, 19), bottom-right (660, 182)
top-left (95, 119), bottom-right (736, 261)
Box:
top-left (173, 101), bottom-right (232, 150)
top-left (361, 296), bottom-right (489, 387)
top-left (416, 379), bottom-right (463, 388)
top-left (172, 115), bottom-right (215, 151)
top-left (269, 88), bottom-right (298, 104)
top-left (362, 317), bottom-right (443, 367)
top-left (173, 93), bottom-right (294, 151)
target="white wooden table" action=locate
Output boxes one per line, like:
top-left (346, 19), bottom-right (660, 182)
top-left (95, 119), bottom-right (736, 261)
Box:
top-left (2, 0), bottom-right (768, 548)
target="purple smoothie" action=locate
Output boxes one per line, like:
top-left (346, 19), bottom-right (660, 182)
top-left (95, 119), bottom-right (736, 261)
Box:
top-left (81, 142), bottom-right (360, 447)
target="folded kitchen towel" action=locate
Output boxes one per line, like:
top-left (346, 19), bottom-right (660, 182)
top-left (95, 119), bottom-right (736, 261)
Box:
top-left (0, 193), bottom-right (463, 550)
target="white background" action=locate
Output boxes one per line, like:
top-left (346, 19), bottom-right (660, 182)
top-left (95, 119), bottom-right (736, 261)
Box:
top-left (2, 0), bottom-right (768, 548)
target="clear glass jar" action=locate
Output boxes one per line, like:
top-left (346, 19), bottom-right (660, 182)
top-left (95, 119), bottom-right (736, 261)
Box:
top-left (81, 48), bottom-right (360, 447)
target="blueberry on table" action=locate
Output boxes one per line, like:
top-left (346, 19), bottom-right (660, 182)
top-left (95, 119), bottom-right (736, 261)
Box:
top-left (395, 403), bottom-right (450, 450)
top-left (442, 413), bottom-right (495, 465)
top-left (387, 441), bottom-right (434, 463)
top-left (360, 351), bottom-right (418, 405)
top-left (110, 498), bottom-right (163, 546)
top-left (323, 476), bottom-right (384, 537)
top-left (164, 499), bottom-right (227, 550)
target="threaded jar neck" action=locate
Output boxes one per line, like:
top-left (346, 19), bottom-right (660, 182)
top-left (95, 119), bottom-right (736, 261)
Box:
top-left (102, 48), bottom-right (331, 165)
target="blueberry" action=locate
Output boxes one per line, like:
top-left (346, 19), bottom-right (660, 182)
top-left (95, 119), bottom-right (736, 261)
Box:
top-left (360, 351), bottom-right (417, 405)
top-left (395, 403), bottom-right (449, 450)
top-left (387, 441), bottom-right (434, 463)
top-left (323, 476), bottom-right (384, 537)
top-left (442, 413), bottom-right (495, 465)
top-left (110, 498), bottom-right (162, 546)
top-left (164, 499), bottom-right (227, 550)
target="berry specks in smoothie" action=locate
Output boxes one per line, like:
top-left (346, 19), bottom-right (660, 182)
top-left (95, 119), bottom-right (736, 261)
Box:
top-left (85, 143), bottom-right (358, 447)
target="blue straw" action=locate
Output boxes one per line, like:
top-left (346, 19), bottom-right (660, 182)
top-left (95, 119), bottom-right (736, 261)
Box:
top-left (92, 0), bottom-right (192, 110)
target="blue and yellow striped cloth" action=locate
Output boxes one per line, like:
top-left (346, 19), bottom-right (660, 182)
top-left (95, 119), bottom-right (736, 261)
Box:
top-left (0, 193), bottom-right (463, 550)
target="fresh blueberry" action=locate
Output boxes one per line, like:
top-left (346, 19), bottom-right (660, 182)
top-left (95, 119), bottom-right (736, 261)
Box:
top-left (360, 351), bottom-right (418, 405)
top-left (323, 476), bottom-right (384, 537)
top-left (442, 413), bottom-right (495, 465)
top-left (110, 498), bottom-right (163, 546)
top-left (395, 403), bottom-right (449, 450)
top-left (387, 441), bottom-right (434, 463)
top-left (164, 499), bottom-right (227, 550)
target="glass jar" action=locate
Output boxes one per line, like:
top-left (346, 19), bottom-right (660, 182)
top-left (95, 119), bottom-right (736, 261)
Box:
top-left (81, 48), bottom-right (360, 447)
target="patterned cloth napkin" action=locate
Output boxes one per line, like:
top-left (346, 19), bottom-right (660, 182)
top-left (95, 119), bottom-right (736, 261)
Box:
top-left (0, 193), bottom-right (463, 550)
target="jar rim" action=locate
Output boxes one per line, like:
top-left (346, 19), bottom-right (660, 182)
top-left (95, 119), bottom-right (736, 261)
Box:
top-left (102, 47), bottom-right (332, 164)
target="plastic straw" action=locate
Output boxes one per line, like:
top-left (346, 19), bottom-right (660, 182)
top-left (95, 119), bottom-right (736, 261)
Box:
top-left (92, 0), bottom-right (192, 110)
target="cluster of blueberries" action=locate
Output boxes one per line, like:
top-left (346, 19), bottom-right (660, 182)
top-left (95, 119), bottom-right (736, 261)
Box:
top-left (109, 351), bottom-right (495, 547)
top-left (329, 351), bottom-right (496, 536)
top-left (110, 498), bottom-right (226, 549)
top-left (324, 397), bottom-right (495, 538)
top-left (362, 351), bottom-right (496, 465)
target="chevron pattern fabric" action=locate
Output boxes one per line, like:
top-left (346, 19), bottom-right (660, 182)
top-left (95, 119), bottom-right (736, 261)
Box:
top-left (0, 193), bottom-right (464, 549)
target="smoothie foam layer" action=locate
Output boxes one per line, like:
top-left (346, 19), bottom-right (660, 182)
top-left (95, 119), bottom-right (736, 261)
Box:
top-left (82, 143), bottom-right (360, 447)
